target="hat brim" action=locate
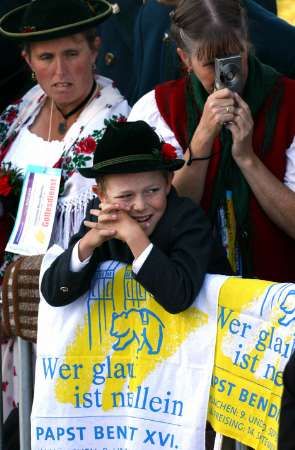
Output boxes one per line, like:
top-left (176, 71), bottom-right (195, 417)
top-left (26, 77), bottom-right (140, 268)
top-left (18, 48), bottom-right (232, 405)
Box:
top-left (79, 159), bottom-right (185, 178)
top-left (0, 0), bottom-right (112, 41)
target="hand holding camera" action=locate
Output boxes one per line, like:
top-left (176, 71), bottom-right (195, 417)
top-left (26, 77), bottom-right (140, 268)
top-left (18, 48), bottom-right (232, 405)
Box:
top-left (197, 87), bottom-right (235, 143)
top-left (191, 54), bottom-right (249, 157)
top-left (213, 54), bottom-right (254, 163)
top-left (225, 92), bottom-right (254, 164)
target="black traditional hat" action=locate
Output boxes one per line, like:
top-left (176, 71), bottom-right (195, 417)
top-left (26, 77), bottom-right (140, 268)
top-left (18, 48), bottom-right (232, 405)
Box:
top-left (79, 120), bottom-right (184, 178)
top-left (0, 0), bottom-right (112, 42)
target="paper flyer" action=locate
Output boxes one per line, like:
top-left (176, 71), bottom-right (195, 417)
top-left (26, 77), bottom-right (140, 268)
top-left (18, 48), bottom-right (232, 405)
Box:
top-left (6, 165), bottom-right (61, 255)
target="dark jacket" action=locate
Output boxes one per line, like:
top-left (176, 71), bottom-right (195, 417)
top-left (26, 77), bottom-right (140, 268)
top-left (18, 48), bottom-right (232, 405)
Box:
top-left (96, 0), bottom-right (141, 101)
top-left (254, 0), bottom-right (277, 14)
top-left (246, 0), bottom-right (295, 78)
top-left (41, 189), bottom-right (232, 313)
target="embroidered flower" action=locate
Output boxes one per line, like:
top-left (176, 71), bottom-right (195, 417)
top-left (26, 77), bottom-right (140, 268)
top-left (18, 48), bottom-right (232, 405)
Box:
top-left (53, 115), bottom-right (127, 193)
top-left (117, 114), bottom-right (127, 123)
top-left (161, 143), bottom-right (177, 160)
top-left (2, 381), bottom-right (8, 392)
top-left (4, 109), bottom-right (18, 125)
top-left (53, 157), bottom-right (63, 169)
top-left (75, 136), bottom-right (97, 154)
top-left (11, 99), bottom-right (22, 105)
top-left (104, 114), bottom-right (128, 127)
top-left (0, 163), bottom-right (23, 198)
top-left (0, 175), bottom-right (13, 197)
top-left (0, 162), bottom-right (23, 221)
top-left (2, 135), bottom-right (15, 154)
top-left (0, 103), bottom-right (21, 145)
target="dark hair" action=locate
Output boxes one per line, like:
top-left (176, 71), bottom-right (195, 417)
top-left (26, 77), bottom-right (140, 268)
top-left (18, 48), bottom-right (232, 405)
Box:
top-left (23, 27), bottom-right (98, 54)
top-left (170, 0), bottom-right (249, 61)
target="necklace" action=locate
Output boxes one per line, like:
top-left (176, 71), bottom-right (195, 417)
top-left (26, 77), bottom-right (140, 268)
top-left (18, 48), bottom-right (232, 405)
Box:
top-left (55, 80), bottom-right (97, 135)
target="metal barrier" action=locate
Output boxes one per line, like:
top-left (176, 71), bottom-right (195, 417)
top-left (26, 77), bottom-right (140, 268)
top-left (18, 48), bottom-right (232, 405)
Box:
top-left (18, 338), bottom-right (33, 450)
top-left (235, 442), bottom-right (248, 450)
top-left (214, 433), bottom-right (248, 450)
top-left (0, 331), bottom-right (3, 450)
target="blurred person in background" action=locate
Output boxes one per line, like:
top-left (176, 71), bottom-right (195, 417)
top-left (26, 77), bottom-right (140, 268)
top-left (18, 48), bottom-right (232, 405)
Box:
top-left (95, 0), bottom-right (294, 107)
top-left (0, 0), bottom-right (33, 111)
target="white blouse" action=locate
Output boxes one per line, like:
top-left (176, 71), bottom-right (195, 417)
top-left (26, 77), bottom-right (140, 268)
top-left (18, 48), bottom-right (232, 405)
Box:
top-left (2, 75), bottom-right (130, 249)
top-left (3, 127), bottom-right (64, 170)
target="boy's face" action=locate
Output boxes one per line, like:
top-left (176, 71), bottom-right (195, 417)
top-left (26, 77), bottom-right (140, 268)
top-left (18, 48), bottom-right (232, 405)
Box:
top-left (95, 171), bottom-right (173, 236)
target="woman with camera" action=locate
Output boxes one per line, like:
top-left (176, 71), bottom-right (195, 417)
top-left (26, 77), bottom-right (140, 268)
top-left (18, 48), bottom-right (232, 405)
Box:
top-left (129, 0), bottom-right (295, 283)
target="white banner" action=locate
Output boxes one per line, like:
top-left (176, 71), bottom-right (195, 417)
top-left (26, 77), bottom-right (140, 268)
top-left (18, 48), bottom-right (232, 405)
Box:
top-left (31, 255), bottom-right (225, 450)
top-left (6, 165), bottom-right (61, 255)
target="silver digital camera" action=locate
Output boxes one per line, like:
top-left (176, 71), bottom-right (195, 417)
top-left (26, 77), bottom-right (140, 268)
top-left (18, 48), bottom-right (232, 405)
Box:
top-left (214, 55), bottom-right (243, 94)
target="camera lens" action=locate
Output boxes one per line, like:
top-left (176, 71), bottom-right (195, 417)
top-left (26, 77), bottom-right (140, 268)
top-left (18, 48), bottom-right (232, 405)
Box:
top-left (215, 55), bottom-right (243, 94)
top-left (225, 71), bottom-right (234, 81)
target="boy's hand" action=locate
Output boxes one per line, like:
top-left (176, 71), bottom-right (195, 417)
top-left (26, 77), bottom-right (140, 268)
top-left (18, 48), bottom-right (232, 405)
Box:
top-left (99, 201), bottom-right (149, 247)
top-left (106, 205), bottom-right (151, 258)
top-left (116, 208), bottom-right (147, 236)
top-left (78, 203), bottom-right (119, 261)
top-left (81, 201), bottom-right (151, 260)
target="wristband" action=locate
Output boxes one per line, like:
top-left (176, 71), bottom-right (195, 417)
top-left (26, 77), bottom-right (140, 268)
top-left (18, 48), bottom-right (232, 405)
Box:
top-left (187, 144), bottom-right (218, 165)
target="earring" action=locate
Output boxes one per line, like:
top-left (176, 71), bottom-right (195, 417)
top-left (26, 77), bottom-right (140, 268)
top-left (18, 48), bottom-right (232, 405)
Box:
top-left (31, 71), bottom-right (36, 81)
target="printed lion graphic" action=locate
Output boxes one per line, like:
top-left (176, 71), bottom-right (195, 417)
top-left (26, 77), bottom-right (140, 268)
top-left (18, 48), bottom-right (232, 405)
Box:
top-left (110, 308), bottom-right (165, 354)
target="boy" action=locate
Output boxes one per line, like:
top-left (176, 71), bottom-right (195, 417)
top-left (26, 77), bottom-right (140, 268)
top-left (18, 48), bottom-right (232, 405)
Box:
top-left (41, 121), bottom-right (231, 313)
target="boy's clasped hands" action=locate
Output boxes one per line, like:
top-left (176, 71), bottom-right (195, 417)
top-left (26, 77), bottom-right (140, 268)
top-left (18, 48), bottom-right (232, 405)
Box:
top-left (86, 201), bottom-right (147, 243)
top-left (79, 199), bottom-right (151, 262)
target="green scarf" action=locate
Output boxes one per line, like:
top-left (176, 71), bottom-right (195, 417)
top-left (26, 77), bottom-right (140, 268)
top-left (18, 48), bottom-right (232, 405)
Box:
top-left (186, 54), bottom-right (282, 275)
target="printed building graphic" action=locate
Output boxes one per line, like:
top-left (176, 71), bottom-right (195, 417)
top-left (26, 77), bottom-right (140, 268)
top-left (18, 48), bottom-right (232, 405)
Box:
top-left (87, 262), bottom-right (151, 349)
